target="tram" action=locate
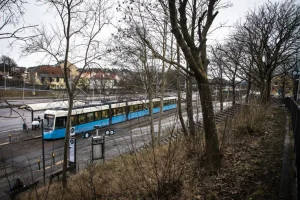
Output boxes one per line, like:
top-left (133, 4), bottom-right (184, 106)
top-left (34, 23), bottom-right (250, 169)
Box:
top-left (43, 97), bottom-right (177, 139)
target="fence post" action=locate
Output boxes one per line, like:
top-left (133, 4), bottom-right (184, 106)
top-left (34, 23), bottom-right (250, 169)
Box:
top-left (52, 152), bottom-right (55, 165)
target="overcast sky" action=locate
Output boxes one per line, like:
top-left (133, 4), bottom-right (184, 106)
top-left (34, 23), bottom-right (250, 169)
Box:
top-left (0, 0), bottom-right (292, 68)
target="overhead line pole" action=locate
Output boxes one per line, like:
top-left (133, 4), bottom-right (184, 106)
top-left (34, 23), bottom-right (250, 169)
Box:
top-left (4, 61), bottom-right (6, 91)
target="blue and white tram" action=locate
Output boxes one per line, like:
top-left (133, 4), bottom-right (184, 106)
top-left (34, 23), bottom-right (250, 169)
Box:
top-left (43, 97), bottom-right (177, 139)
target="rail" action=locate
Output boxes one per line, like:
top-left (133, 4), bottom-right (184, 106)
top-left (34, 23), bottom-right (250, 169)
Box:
top-left (5, 181), bottom-right (39, 199)
top-left (285, 97), bottom-right (300, 199)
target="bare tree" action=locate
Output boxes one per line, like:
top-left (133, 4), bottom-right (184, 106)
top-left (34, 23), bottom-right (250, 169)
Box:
top-left (210, 45), bottom-right (225, 111)
top-left (22, 0), bottom-right (111, 188)
top-left (234, 0), bottom-right (300, 104)
top-left (113, 1), bottom-right (181, 145)
top-left (0, 55), bottom-right (18, 76)
top-left (112, 22), bottom-right (160, 144)
top-left (0, 0), bottom-right (37, 41)
top-left (215, 41), bottom-right (245, 105)
top-left (159, 0), bottom-right (225, 168)
top-left (116, 0), bottom-right (229, 168)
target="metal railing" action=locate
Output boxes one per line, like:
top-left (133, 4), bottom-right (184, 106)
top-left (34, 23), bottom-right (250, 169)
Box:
top-left (285, 97), bottom-right (300, 198)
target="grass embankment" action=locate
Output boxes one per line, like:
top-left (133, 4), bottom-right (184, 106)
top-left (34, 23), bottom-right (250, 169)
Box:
top-left (0, 90), bottom-right (53, 98)
top-left (23, 104), bottom-right (286, 199)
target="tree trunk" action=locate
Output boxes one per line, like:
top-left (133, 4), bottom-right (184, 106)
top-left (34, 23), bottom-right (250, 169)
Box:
top-left (158, 22), bottom-right (170, 144)
top-left (149, 92), bottom-right (155, 145)
top-left (148, 59), bottom-right (155, 145)
top-left (260, 78), bottom-right (271, 104)
top-left (232, 83), bottom-right (236, 105)
top-left (63, 94), bottom-right (73, 188)
top-left (281, 73), bottom-right (286, 101)
top-left (219, 82), bottom-right (223, 112)
top-left (186, 73), bottom-right (195, 136)
top-left (197, 79), bottom-right (221, 168)
top-left (176, 45), bottom-right (188, 137)
top-left (246, 79), bottom-right (252, 104)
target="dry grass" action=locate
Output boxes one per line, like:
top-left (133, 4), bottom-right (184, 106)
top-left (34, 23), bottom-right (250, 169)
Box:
top-left (21, 103), bottom-right (285, 200)
top-left (0, 90), bottom-right (53, 98)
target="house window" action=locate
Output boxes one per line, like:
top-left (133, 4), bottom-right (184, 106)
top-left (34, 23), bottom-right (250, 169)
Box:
top-left (57, 77), bottom-right (59, 82)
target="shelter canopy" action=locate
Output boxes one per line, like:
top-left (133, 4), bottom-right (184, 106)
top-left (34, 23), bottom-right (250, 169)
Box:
top-left (19, 100), bottom-right (86, 112)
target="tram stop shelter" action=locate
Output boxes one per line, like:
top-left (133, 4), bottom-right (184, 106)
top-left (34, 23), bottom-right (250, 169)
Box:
top-left (19, 100), bottom-right (86, 128)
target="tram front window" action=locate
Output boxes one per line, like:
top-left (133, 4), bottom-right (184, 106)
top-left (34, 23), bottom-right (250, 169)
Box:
top-left (44, 114), bottom-right (54, 129)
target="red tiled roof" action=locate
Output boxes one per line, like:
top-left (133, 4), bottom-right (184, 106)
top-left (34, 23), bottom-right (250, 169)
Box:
top-left (94, 72), bottom-right (113, 80)
top-left (37, 66), bottom-right (64, 77)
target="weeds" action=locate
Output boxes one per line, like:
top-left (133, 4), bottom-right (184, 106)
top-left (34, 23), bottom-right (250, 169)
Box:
top-left (234, 104), bottom-right (270, 136)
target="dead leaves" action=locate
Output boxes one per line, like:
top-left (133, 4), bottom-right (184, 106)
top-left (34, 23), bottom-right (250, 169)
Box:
top-left (190, 108), bottom-right (286, 200)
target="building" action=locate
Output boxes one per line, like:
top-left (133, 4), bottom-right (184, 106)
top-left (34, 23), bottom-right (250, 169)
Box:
top-left (28, 61), bottom-right (78, 89)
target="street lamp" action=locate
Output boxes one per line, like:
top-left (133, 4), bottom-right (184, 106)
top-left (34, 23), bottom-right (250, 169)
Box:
top-left (92, 73), bottom-right (95, 103)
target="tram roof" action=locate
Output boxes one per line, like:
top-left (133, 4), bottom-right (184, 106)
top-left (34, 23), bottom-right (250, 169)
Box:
top-left (19, 100), bottom-right (86, 112)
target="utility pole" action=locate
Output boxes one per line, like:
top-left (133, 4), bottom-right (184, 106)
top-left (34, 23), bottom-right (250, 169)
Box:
top-left (23, 69), bottom-right (28, 104)
top-left (4, 61), bottom-right (6, 91)
top-left (93, 74), bottom-right (95, 103)
top-left (41, 119), bottom-right (45, 184)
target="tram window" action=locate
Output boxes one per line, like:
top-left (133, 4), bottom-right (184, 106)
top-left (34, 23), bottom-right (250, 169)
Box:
top-left (86, 113), bottom-right (94, 122)
top-left (44, 114), bottom-right (54, 128)
top-left (153, 102), bottom-right (160, 108)
top-left (134, 104), bottom-right (138, 111)
top-left (55, 117), bottom-right (66, 129)
top-left (78, 114), bottom-right (86, 124)
top-left (138, 104), bottom-right (143, 110)
top-left (95, 111), bottom-right (101, 120)
top-left (117, 107), bottom-right (125, 115)
top-left (102, 110), bottom-right (108, 119)
top-left (129, 105), bottom-right (134, 112)
top-left (70, 116), bottom-right (77, 126)
top-left (112, 108), bottom-right (117, 116)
